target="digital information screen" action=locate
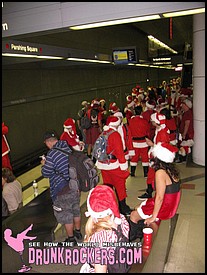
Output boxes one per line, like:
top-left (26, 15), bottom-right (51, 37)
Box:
top-left (112, 47), bottom-right (137, 64)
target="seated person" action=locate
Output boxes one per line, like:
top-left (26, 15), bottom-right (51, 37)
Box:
top-left (2, 168), bottom-right (23, 215)
top-left (129, 142), bottom-right (181, 241)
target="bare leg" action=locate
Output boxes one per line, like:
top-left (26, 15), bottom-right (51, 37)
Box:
top-left (64, 223), bottom-right (74, 237)
top-left (73, 216), bottom-right (81, 231)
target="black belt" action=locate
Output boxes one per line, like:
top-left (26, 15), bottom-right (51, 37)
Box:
top-left (132, 136), bottom-right (146, 140)
top-left (170, 130), bottom-right (177, 134)
top-left (108, 154), bottom-right (117, 160)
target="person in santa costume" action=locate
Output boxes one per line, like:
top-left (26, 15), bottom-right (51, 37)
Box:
top-left (85, 99), bottom-right (103, 157)
top-left (128, 105), bottom-right (150, 178)
top-left (80, 185), bottom-right (130, 273)
top-left (113, 111), bottom-right (135, 161)
top-left (129, 142), bottom-right (181, 241)
top-left (123, 95), bottom-right (136, 124)
top-left (108, 102), bottom-right (120, 114)
top-left (142, 99), bottom-right (156, 140)
top-left (175, 98), bottom-right (194, 163)
top-left (138, 112), bottom-right (170, 200)
top-left (2, 122), bottom-right (12, 170)
top-left (95, 116), bottom-right (131, 216)
top-left (60, 118), bottom-right (85, 151)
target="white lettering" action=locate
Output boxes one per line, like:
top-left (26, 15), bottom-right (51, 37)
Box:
top-left (27, 46), bottom-right (38, 52)
top-left (2, 23), bottom-right (8, 30)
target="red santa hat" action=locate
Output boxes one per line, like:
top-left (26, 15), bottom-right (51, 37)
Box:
top-left (91, 99), bottom-right (100, 108)
top-left (113, 111), bottom-right (123, 119)
top-left (152, 142), bottom-right (178, 163)
top-left (109, 102), bottom-right (120, 113)
top-left (131, 87), bottom-right (138, 96)
top-left (157, 97), bottom-right (167, 106)
top-left (146, 99), bottom-right (156, 109)
top-left (85, 185), bottom-right (121, 224)
top-left (179, 88), bottom-right (192, 98)
top-left (126, 95), bottom-right (135, 108)
top-left (99, 98), bottom-right (106, 103)
top-left (63, 118), bottom-right (75, 128)
top-left (151, 112), bottom-right (166, 125)
top-left (106, 115), bottom-right (120, 127)
top-left (182, 98), bottom-right (192, 109)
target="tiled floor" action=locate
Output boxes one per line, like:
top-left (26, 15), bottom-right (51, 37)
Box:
top-left (17, 160), bottom-right (205, 273)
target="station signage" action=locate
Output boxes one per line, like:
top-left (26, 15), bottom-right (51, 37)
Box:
top-left (3, 41), bottom-right (42, 54)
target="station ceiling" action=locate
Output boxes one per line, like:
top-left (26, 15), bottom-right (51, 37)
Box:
top-left (2, 15), bottom-right (193, 68)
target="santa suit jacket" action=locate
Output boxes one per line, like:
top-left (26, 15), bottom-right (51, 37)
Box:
top-left (96, 126), bottom-right (128, 171)
top-left (117, 123), bottom-right (135, 160)
top-left (128, 115), bottom-right (150, 148)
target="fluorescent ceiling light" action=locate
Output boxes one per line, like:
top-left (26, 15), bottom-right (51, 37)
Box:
top-left (148, 35), bottom-right (178, 54)
top-left (70, 14), bottom-right (160, 30)
top-left (132, 63), bottom-right (175, 70)
top-left (2, 53), bottom-right (64, 59)
top-left (67, 57), bottom-right (112, 64)
top-left (163, 8), bottom-right (205, 18)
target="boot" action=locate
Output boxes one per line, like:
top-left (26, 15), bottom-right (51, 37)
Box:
top-left (143, 166), bottom-right (149, 178)
top-left (174, 154), bottom-right (183, 163)
top-left (130, 166), bottom-right (136, 177)
top-left (129, 219), bottom-right (144, 241)
top-left (138, 184), bottom-right (153, 200)
top-left (119, 198), bottom-right (131, 216)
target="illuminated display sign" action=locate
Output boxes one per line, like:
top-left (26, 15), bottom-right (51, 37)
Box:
top-left (112, 47), bottom-right (137, 65)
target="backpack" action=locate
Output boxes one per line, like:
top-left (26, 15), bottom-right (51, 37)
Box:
top-left (80, 115), bottom-right (92, 129)
top-left (107, 224), bottom-right (132, 273)
top-left (54, 148), bottom-right (99, 192)
top-left (92, 129), bottom-right (115, 162)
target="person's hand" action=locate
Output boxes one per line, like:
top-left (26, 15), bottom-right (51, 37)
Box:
top-left (144, 217), bottom-right (156, 226)
top-left (145, 137), bottom-right (154, 147)
top-left (41, 159), bottom-right (46, 165)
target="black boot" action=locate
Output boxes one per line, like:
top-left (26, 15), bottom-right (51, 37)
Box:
top-left (143, 166), bottom-right (149, 178)
top-left (138, 184), bottom-right (153, 200)
top-left (129, 219), bottom-right (144, 241)
top-left (174, 154), bottom-right (183, 163)
top-left (130, 166), bottom-right (136, 177)
top-left (119, 198), bottom-right (131, 216)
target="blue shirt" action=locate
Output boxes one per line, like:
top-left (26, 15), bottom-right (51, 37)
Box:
top-left (41, 140), bottom-right (72, 201)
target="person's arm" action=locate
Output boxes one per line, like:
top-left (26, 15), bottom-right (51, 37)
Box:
top-left (182, 119), bottom-right (190, 139)
top-left (94, 263), bottom-right (107, 273)
top-left (144, 170), bottom-right (166, 226)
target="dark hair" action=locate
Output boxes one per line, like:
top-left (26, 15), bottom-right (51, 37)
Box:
top-left (152, 157), bottom-right (180, 180)
top-left (134, 105), bottom-right (142, 115)
top-left (2, 168), bottom-right (16, 183)
top-left (160, 107), bottom-right (171, 120)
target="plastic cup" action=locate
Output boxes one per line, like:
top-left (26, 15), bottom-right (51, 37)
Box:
top-left (143, 227), bottom-right (153, 245)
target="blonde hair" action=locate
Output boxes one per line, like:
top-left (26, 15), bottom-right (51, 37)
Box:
top-left (84, 215), bottom-right (114, 242)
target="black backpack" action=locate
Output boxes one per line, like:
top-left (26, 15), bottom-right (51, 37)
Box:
top-left (107, 224), bottom-right (132, 273)
top-left (53, 148), bottom-right (99, 192)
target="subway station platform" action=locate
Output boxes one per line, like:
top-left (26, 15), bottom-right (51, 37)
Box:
top-left (2, 160), bottom-right (205, 273)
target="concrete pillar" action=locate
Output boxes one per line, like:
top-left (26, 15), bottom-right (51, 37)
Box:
top-left (192, 13), bottom-right (205, 166)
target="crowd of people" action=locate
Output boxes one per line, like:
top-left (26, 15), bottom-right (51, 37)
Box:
top-left (3, 76), bottom-right (193, 272)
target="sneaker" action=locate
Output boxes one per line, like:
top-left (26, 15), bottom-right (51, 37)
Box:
top-left (74, 229), bottom-right (83, 240)
top-left (18, 265), bottom-right (31, 273)
top-left (137, 192), bottom-right (152, 200)
top-left (58, 237), bottom-right (77, 247)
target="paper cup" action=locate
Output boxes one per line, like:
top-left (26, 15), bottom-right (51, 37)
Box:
top-left (143, 227), bottom-right (153, 245)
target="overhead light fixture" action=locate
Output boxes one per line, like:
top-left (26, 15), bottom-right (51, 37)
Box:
top-left (148, 35), bottom-right (178, 54)
top-left (2, 53), bottom-right (64, 59)
top-left (70, 14), bottom-right (161, 30)
top-left (128, 63), bottom-right (175, 70)
top-left (163, 8), bottom-right (205, 18)
top-left (66, 57), bottom-right (112, 64)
